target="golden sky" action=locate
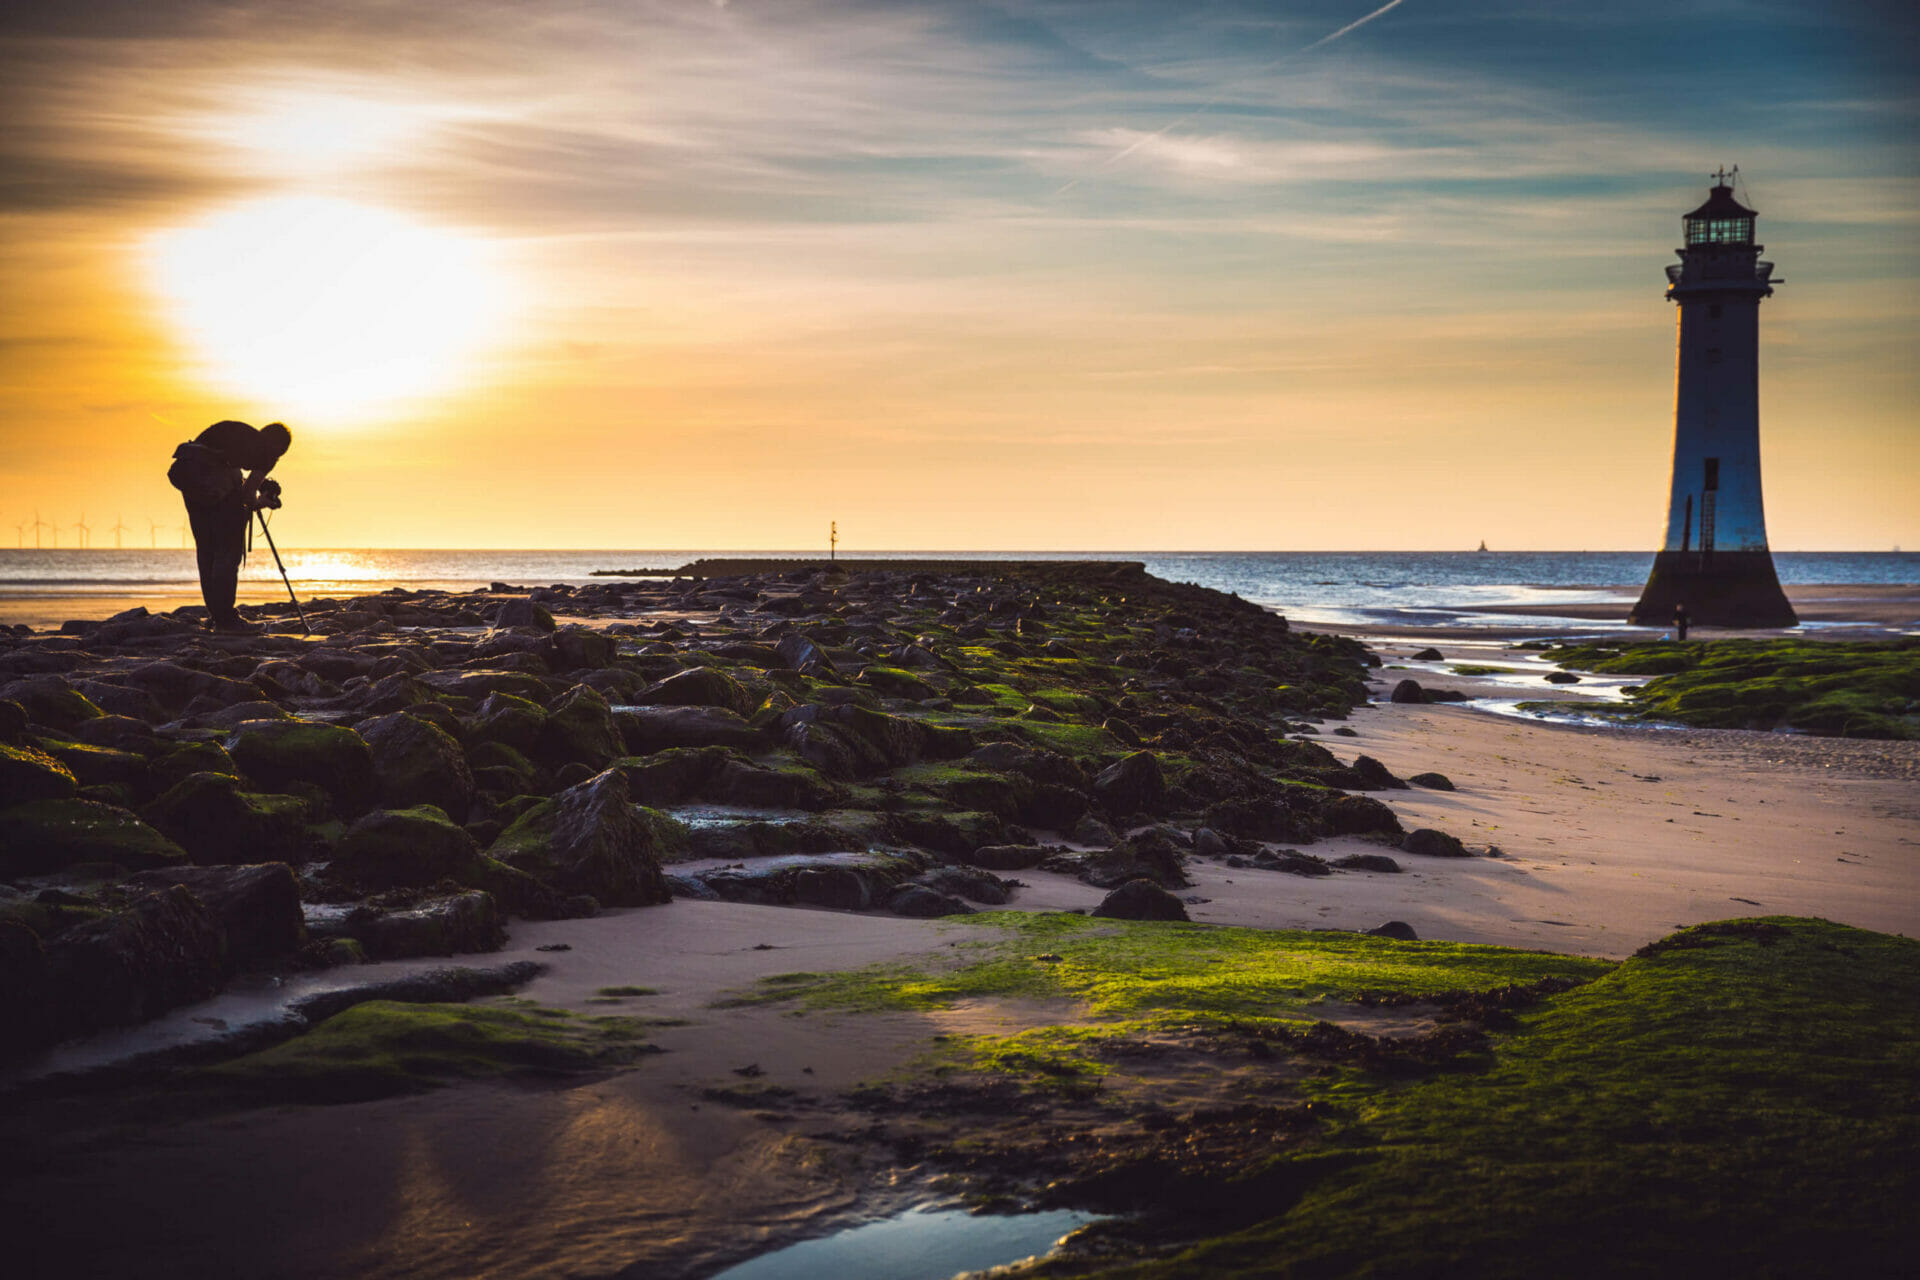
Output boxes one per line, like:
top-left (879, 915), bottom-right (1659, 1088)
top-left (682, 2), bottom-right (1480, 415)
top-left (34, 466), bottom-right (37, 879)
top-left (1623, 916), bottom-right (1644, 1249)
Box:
top-left (1, 1), bottom-right (1915, 551)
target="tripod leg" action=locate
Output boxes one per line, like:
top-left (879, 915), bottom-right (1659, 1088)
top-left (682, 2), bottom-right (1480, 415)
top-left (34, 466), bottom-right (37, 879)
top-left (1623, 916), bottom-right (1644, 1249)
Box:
top-left (255, 510), bottom-right (311, 634)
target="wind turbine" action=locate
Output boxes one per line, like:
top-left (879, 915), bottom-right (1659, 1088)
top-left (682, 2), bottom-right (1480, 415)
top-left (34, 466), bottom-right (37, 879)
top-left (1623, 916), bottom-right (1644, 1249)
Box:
top-left (148, 517), bottom-right (162, 549)
top-left (73, 513), bottom-right (91, 549)
top-left (32, 509), bottom-right (47, 549)
top-left (110, 515), bottom-right (129, 548)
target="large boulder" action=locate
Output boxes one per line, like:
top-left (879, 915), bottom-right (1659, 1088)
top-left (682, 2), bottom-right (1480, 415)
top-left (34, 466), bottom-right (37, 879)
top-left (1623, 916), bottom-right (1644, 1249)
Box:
top-left (1, 742), bottom-right (78, 803)
top-left (494, 598), bottom-right (556, 632)
top-left (359, 711), bottom-right (475, 821)
top-left (550, 625), bottom-right (615, 670)
top-left (886, 883), bottom-right (972, 918)
top-left (0, 798), bottom-right (186, 876)
top-left (225, 720), bottom-right (374, 806)
top-left (1082, 827), bottom-right (1190, 889)
top-left (42, 885), bottom-right (224, 1038)
top-left (353, 891), bottom-right (506, 959)
top-left (121, 661), bottom-right (259, 714)
top-left (0, 676), bottom-right (104, 731)
top-left (616, 705), bottom-right (764, 754)
top-left (539, 685), bottom-right (625, 769)
top-left (468, 691), bottom-right (548, 754)
top-left (775, 632), bottom-right (836, 675)
top-left (141, 772), bottom-right (309, 865)
top-left (122, 862), bottom-right (305, 969)
top-left (1388, 679), bottom-right (1424, 704)
top-left (1091, 878), bottom-right (1189, 922)
top-left (1323, 794), bottom-right (1404, 838)
top-left (615, 746), bottom-right (730, 806)
top-left (37, 738), bottom-right (150, 797)
top-left (486, 768), bottom-right (676, 907)
top-left (331, 806), bottom-right (481, 888)
top-left (633, 667), bottom-right (751, 715)
top-left (1093, 751), bottom-right (1166, 819)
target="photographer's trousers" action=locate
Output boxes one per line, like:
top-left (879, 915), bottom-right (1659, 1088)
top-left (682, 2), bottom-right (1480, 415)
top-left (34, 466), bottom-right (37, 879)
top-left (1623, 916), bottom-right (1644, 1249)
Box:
top-left (185, 492), bottom-right (249, 627)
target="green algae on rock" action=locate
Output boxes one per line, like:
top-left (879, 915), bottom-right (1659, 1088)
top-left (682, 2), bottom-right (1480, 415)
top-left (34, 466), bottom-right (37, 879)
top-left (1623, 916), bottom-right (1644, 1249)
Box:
top-left (1545, 637), bottom-right (1920, 739)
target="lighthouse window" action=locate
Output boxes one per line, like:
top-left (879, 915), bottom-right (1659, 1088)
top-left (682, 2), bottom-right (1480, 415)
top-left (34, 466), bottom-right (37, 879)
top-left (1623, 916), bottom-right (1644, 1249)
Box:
top-left (1687, 217), bottom-right (1754, 245)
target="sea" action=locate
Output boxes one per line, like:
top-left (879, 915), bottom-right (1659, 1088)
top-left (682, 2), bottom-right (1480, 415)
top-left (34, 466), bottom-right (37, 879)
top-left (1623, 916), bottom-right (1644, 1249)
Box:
top-left (1, 548), bottom-right (1914, 631)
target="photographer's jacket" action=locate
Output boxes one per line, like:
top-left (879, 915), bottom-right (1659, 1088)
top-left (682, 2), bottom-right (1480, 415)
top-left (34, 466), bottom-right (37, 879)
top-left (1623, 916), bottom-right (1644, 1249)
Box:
top-left (168, 420), bottom-right (278, 506)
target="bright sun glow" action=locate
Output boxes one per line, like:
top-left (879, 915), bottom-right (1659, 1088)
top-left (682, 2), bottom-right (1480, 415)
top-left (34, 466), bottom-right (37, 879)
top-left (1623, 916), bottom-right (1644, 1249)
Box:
top-left (145, 196), bottom-right (514, 422)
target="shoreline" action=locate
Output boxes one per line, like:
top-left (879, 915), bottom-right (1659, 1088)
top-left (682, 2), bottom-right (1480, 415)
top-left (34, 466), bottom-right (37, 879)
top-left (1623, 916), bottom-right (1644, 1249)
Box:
top-left (3, 566), bottom-right (1915, 1278)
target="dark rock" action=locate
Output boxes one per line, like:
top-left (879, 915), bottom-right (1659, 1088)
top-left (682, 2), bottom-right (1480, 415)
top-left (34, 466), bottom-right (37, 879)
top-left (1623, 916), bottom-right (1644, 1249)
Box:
top-left (359, 711), bottom-right (476, 821)
top-left (0, 675), bottom-right (104, 730)
top-left (70, 714), bottom-right (165, 753)
top-left (332, 806), bottom-right (481, 888)
top-left (43, 886), bottom-right (223, 1038)
top-left (1422, 688), bottom-right (1471, 703)
top-left (886, 883), bottom-right (972, 918)
top-left (915, 864), bottom-right (1013, 905)
top-left (469, 691), bottom-right (547, 754)
top-left (617, 705), bottom-right (764, 754)
top-left (495, 599), bottom-right (557, 632)
top-left (1367, 920), bottom-right (1419, 940)
top-left (1090, 878), bottom-right (1189, 922)
top-left (1389, 679), bottom-right (1424, 704)
top-left (225, 720), bottom-right (374, 806)
top-left (1072, 815), bottom-right (1119, 846)
top-left (122, 863), bottom-right (305, 969)
top-left (122, 661), bottom-right (258, 714)
top-left (1251, 848), bottom-right (1331, 877)
top-left (616, 745), bottom-right (730, 805)
top-left (1331, 853), bottom-right (1403, 873)
top-left (1, 741), bottom-right (78, 803)
top-left (1408, 772), bottom-right (1455, 791)
top-left (1092, 750), bottom-right (1166, 818)
top-left (1323, 794), bottom-right (1404, 838)
top-left (550, 625), bottom-right (616, 669)
top-left (39, 738), bottom-right (150, 796)
top-left (141, 772), bottom-right (309, 866)
top-left (1083, 827), bottom-right (1190, 889)
top-left (1192, 827), bottom-right (1228, 858)
top-left (540, 684), bottom-right (625, 769)
top-left (1410, 648), bottom-right (1444, 661)
top-left (775, 632), bottom-right (836, 674)
top-left (1544, 671), bottom-right (1581, 684)
top-left (961, 843), bottom-right (1050, 872)
top-left (635, 667), bottom-right (751, 714)
top-left (487, 768), bottom-right (676, 906)
top-left (887, 809), bottom-right (1006, 858)
top-left (1351, 755), bottom-right (1408, 790)
top-left (73, 681), bottom-right (166, 722)
top-left (354, 891), bottom-right (507, 959)
top-left (149, 741), bottom-right (239, 793)
top-left (0, 798), bottom-right (187, 876)
top-left (1401, 828), bottom-right (1471, 858)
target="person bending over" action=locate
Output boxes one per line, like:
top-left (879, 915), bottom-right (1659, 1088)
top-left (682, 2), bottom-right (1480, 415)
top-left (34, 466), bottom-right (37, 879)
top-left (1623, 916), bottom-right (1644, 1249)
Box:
top-left (167, 420), bottom-right (291, 635)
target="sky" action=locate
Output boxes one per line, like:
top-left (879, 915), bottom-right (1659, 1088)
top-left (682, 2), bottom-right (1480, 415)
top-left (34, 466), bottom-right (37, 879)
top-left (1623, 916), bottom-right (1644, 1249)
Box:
top-left (0, 0), bottom-right (1914, 552)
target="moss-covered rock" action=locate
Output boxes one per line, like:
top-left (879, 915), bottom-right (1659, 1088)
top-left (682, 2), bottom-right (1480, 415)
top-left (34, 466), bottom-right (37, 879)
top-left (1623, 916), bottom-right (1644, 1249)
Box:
top-left (539, 684), bottom-right (625, 769)
top-left (467, 690), bottom-right (549, 754)
top-left (35, 736), bottom-right (150, 797)
top-left (633, 666), bottom-right (751, 715)
top-left (331, 805), bottom-right (481, 888)
top-left (1092, 750), bottom-right (1166, 819)
top-left (149, 740), bottom-right (239, 793)
top-left (0, 676), bottom-right (104, 731)
top-left (354, 890), bottom-right (506, 960)
top-left (1, 741), bottom-right (78, 804)
top-left (1324, 793), bottom-right (1405, 838)
top-left (358, 711), bottom-right (475, 821)
top-left (226, 720), bottom-right (374, 806)
top-left (487, 768), bottom-right (677, 907)
top-left (42, 885), bottom-right (223, 1039)
top-left (121, 862), bottom-right (305, 970)
top-left (141, 772), bottom-right (309, 865)
top-left (0, 797), bottom-right (187, 876)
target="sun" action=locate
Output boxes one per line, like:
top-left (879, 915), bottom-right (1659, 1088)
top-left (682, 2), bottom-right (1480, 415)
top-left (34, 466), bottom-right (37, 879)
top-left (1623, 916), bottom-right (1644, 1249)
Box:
top-left (145, 196), bottom-right (514, 422)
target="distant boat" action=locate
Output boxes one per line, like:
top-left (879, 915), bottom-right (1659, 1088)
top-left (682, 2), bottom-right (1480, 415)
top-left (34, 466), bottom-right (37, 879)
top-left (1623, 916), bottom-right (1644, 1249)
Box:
top-left (1476, 540), bottom-right (1489, 553)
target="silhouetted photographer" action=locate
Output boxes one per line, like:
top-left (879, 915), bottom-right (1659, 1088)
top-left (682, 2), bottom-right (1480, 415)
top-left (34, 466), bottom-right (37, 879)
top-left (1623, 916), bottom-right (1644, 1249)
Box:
top-left (167, 420), bottom-right (292, 635)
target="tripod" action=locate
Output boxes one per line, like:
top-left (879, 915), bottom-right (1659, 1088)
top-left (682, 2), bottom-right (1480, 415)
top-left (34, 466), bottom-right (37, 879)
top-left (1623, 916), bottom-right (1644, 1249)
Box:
top-left (254, 508), bottom-right (310, 634)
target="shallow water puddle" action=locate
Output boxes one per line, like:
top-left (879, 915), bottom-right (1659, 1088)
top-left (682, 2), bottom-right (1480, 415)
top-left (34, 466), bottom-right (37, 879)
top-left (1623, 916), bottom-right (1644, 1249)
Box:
top-left (707, 1204), bottom-right (1101, 1280)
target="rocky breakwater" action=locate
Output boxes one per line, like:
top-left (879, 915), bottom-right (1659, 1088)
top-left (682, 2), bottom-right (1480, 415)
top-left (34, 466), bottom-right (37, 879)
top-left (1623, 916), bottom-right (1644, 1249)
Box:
top-left (1, 563), bottom-right (1467, 1061)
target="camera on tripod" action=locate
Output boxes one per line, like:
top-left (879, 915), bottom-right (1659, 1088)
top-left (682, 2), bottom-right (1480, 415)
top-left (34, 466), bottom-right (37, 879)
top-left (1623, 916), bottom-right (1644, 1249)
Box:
top-left (255, 478), bottom-right (284, 511)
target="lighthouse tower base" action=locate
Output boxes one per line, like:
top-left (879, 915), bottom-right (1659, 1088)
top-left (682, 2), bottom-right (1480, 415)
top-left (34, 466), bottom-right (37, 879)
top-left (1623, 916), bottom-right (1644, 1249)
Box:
top-left (1629, 551), bottom-right (1797, 628)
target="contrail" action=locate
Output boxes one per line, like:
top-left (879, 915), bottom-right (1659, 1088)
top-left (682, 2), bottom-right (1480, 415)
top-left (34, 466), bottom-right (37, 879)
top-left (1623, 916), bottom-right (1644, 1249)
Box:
top-left (1054, 0), bottom-right (1409, 195)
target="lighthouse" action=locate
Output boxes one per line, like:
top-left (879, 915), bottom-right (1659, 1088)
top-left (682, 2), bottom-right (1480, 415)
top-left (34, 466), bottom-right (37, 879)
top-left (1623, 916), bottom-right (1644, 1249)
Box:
top-left (1630, 170), bottom-right (1796, 628)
